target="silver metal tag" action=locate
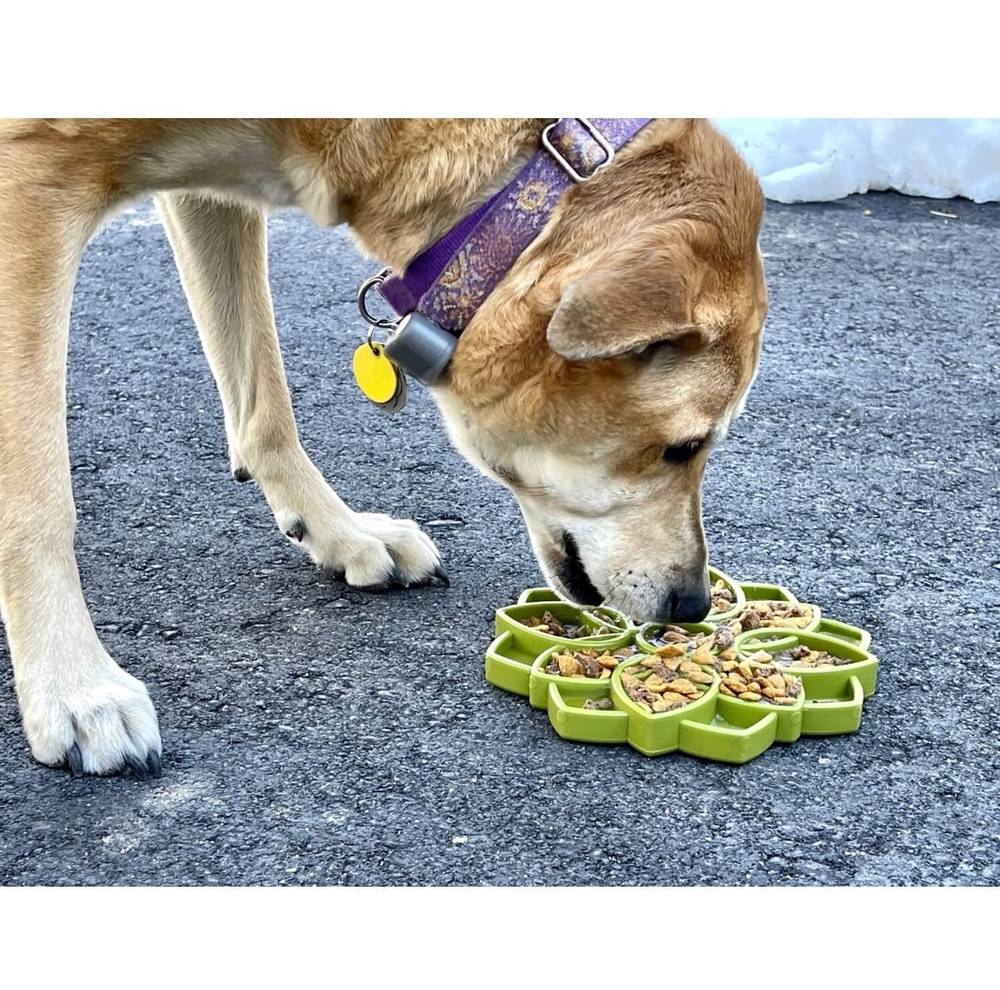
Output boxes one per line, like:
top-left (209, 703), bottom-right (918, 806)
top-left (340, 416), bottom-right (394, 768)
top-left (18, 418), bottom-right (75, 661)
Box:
top-left (376, 371), bottom-right (408, 415)
top-left (383, 313), bottom-right (457, 386)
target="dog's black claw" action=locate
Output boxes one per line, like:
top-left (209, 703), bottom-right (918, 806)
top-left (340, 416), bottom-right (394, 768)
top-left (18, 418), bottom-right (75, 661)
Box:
top-left (125, 754), bottom-right (150, 781)
top-left (147, 750), bottom-right (163, 778)
top-left (67, 743), bottom-right (84, 778)
top-left (284, 518), bottom-right (306, 542)
top-left (432, 565), bottom-right (451, 588)
top-left (233, 467), bottom-right (253, 483)
top-left (390, 566), bottom-right (411, 589)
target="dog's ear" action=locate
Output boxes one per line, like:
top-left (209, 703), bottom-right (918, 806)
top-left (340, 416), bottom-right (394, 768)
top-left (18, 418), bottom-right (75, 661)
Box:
top-left (546, 224), bottom-right (712, 361)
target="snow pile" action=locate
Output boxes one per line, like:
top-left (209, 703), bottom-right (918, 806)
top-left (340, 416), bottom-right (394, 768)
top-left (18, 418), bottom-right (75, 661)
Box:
top-left (713, 119), bottom-right (1000, 204)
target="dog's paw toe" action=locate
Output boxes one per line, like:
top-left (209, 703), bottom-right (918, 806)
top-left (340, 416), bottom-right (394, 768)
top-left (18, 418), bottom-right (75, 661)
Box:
top-left (359, 516), bottom-right (443, 588)
top-left (354, 513), bottom-right (443, 587)
top-left (19, 651), bottom-right (163, 779)
top-left (340, 532), bottom-right (398, 588)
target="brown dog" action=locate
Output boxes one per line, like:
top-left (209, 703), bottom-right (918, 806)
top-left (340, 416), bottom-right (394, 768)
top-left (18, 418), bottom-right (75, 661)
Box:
top-left (0, 118), bottom-right (766, 776)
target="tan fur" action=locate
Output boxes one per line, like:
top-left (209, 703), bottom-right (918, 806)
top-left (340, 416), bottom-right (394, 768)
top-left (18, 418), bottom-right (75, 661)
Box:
top-left (0, 118), bottom-right (766, 775)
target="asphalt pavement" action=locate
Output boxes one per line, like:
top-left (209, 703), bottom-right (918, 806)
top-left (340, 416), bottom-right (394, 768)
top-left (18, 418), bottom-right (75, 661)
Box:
top-left (1, 191), bottom-right (998, 885)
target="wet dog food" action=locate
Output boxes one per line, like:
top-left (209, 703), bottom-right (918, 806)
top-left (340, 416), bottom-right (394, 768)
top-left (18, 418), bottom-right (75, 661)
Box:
top-left (583, 698), bottom-right (615, 711)
top-left (718, 659), bottom-right (803, 705)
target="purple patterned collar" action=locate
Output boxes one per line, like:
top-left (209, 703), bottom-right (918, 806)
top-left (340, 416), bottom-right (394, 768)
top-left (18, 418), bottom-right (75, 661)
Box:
top-left (376, 118), bottom-right (652, 334)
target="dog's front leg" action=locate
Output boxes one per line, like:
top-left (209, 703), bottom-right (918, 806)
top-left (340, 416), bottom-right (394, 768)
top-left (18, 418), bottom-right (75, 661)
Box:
top-left (156, 192), bottom-right (443, 587)
top-left (0, 193), bottom-right (161, 777)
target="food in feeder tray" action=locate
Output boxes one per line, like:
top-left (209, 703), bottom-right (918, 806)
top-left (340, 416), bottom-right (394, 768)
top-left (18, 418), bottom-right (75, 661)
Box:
top-left (621, 647), bottom-right (717, 714)
top-left (710, 579), bottom-right (737, 612)
top-left (647, 623), bottom-right (739, 672)
top-left (485, 568), bottom-right (879, 762)
top-left (544, 646), bottom-right (638, 679)
top-left (621, 660), bottom-right (713, 713)
top-left (524, 610), bottom-right (620, 638)
top-left (718, 659), bottom-right (803, 705)
top-left (769, 645), bottom-right (855, 668)
top-left (732, 600), bottom-right (815, 630)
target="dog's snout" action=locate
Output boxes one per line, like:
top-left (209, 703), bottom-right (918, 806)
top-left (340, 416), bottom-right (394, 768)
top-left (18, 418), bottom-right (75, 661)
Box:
top-left (655, 581), bottom-right (712, 623)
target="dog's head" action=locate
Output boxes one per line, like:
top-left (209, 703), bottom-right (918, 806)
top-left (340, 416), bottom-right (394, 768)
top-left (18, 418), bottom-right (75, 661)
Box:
top-left (436, 121), bottom-right (767, 623)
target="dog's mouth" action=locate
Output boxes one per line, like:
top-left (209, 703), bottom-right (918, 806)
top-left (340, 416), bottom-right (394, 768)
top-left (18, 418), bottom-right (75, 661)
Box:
top-left (550, 531), bottom-right (603, 605)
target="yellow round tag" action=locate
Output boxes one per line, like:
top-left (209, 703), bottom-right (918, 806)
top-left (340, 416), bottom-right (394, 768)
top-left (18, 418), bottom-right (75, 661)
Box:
top-left (352, 342), bottom-right (400, 404)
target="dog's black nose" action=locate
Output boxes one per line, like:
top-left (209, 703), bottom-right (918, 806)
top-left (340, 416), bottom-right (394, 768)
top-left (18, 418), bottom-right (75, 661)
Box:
top-left (655, 583), bottom-right (712, 623)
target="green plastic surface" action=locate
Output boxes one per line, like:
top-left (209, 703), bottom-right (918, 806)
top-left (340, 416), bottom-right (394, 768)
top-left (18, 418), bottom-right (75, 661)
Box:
top-left (485, 568), bottom-right (879, 763)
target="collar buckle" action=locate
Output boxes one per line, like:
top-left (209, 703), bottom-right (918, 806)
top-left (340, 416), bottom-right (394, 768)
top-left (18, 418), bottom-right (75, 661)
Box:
top-left (541, 118), bottom-right (616, 183)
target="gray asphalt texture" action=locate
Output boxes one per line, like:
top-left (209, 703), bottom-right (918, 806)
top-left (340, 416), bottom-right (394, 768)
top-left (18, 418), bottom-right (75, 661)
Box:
top-left (1, 192), bottom-right (998, 886)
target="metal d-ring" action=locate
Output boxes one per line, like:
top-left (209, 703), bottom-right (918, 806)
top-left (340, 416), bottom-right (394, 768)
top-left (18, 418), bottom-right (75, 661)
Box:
top-left (356, 269), bottom-right (401, 330)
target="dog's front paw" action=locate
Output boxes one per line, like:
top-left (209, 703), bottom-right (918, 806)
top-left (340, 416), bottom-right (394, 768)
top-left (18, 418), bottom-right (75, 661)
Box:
top-left (15, 642), bottom-right (162, 778)
top-left (278, 508), bottom-right (445, 589)
top-left (349, 512), bottom-right (446, 588)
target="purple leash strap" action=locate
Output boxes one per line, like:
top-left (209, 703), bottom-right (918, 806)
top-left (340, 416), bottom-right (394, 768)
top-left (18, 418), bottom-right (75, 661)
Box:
top-left (378, 118), bottom-right (652, 334)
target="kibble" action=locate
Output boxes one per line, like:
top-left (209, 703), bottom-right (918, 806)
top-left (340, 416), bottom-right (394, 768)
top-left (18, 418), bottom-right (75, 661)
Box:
top-left (770, 645), bottom-right (855, 668)
top-left (718, 659), bottom-right (803, 705)
top-left (544, 646), bottom-right (638, 679)
top-left (524, 610), bottom-right (620, 639)
top-left (731, 600), bottom-right (814, 632)
top-left (620, 657), bottom-right (714, 714)
top-left (710, 579), bottom-right (737, 613)
top-left (647, 623), bottom-right (740, 675)
top-left (524, 610), bottom-right (619, 639)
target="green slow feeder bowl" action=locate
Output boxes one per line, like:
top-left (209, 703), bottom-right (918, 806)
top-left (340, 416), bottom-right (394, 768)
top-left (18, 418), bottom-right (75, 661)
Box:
top-left (484, 571), bottom-right (877, 761)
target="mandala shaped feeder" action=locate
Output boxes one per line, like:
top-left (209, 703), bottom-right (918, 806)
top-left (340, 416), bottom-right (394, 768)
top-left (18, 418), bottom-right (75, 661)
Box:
top-left (484, 568), bottom-right (878, 764)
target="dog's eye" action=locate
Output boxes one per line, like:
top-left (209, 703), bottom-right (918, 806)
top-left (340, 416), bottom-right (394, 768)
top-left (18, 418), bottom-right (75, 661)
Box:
top-left (662, 438), bottom-right (706, 464)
